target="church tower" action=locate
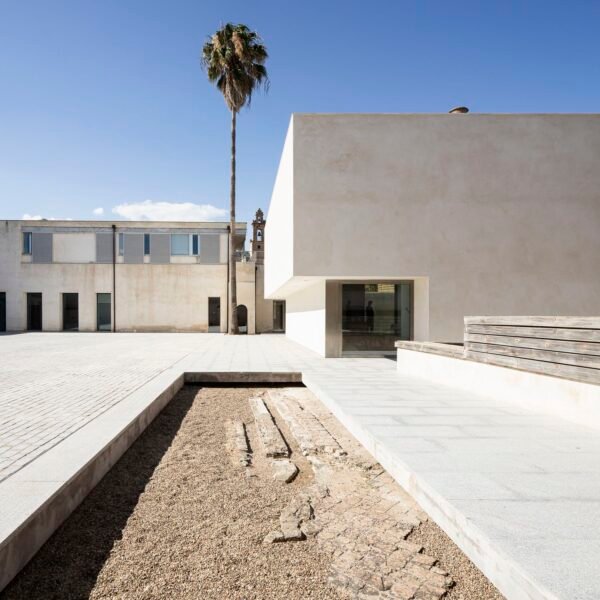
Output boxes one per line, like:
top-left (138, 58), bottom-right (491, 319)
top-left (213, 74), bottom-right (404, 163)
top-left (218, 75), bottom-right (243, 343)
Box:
top-left (251, 208), bottom-right (265, 263)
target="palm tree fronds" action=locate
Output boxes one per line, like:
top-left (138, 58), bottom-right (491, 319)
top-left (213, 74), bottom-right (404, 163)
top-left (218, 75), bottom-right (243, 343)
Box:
top-left (201, 23), bottom-right (269, 112)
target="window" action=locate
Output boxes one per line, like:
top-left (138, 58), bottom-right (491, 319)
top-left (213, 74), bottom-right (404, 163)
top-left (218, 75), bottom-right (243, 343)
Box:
top-left (341, 282), bottom-right (413, 353)
top-left (144, 233), bottom-right (150, 255)
top-left (23, 232), bottom-right (32, 255)
top-left (192, 234), bottom-right (199, 256)
top-left (171, 234), bottom-right (190, 255)
top-left (118, 233), bottom-right (124, 256)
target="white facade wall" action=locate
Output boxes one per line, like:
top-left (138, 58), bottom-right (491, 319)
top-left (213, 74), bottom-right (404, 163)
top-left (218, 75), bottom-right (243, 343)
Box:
top-left (266, 114), bottom-right (600, 351)
top-left (264, 119), bottom-right (295, 297)
top-left (285, 280), bottom-right (326, 356)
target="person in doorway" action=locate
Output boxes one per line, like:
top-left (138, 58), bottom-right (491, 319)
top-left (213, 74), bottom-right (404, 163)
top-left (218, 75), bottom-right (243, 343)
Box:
top-left (366, 300), bottom-right (375, 332)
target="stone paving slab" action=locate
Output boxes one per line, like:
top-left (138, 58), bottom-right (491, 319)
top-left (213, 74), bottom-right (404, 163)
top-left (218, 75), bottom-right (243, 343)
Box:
top-left (1, 333), bottom-right (600, 599)
top-left (249, 395), bottom-right (290, 458)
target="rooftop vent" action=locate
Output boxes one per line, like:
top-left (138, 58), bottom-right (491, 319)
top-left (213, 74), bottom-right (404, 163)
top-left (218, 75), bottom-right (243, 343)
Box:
top-left (449, 106), bottom-right (469, 114)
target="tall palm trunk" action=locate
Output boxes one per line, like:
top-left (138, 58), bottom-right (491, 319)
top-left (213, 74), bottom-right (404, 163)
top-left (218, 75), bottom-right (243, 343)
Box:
top-left (229, 108), bottom-right (238, 334)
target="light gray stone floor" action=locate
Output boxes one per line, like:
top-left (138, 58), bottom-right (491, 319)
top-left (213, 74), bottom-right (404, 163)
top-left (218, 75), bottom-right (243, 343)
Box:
top-left (1, 332), bottom-right (600, 599)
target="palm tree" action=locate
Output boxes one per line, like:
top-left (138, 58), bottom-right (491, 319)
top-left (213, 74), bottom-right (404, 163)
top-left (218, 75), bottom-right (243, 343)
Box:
top-left (201, 23), bottom-right (268, 334)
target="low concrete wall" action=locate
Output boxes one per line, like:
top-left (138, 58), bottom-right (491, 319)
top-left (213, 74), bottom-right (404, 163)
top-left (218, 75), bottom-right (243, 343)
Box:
top-left (184, 372), bottom-right (302, 384)
top-left (0, 366), bottom-right (305, 592)
top-left (396, 347), bottom-right (600, 432)
top-left (0, 371), bottom-right (184, 592)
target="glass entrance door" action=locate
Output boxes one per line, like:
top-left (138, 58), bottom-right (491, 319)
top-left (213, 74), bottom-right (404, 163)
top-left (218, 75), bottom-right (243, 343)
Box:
top-left (341, 282), bottom-right (412, 353)
top-left (96, 293), bottom-right (112, 331)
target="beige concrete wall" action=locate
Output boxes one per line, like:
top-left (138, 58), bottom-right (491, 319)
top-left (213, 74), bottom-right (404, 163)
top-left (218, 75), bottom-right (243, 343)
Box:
top-left (53, 233), bottom-right (95, 263)
top-left (236, 261), bottom-right (256, 335)
top-left (254, 264), bottom-right (275, 333)
top-left (115, 264), bottom-right (227, 332)
top-left (268, 114), bottom-right (600, 343)
top-left (0, 221), bottom-right (260, 333)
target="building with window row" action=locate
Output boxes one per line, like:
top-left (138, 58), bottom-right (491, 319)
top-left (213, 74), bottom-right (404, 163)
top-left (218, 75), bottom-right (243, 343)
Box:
top-left (0, 212), bottom-right (284, 333)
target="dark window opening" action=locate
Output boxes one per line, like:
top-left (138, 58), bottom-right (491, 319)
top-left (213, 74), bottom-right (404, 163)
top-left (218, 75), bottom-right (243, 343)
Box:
top-left (62, 293), bottom-right (79, 331)
top-left (208, 297), bottom-right (221, 330)
top-left (27, 293), bottom-right (42, 331)
top-left (192, 234), bottom-right (199, 256)
top-left (0, 292), bottom-right (6, 332)
top-left (144, 234), bottom-right (150, 256)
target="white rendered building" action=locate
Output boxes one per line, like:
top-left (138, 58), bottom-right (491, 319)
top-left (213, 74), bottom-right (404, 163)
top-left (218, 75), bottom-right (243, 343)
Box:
top-left (0, 213), bottom-right (283, 334)
top-left (265, 113), bottom-right (600, 357)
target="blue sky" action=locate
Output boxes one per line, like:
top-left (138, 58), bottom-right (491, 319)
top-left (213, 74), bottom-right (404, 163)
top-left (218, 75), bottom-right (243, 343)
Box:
top-left (1, 0), bottom-right (599, 226)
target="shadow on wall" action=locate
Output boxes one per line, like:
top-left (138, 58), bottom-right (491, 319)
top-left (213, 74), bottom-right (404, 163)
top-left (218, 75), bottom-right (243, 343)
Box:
top-left (1, 389), bottom-right (195, 600)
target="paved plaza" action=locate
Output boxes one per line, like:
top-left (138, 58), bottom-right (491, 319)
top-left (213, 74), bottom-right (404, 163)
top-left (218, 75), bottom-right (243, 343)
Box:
top-left (0, 333), bottom-right (312, 483)
top-left (1, 332), bottom-right (600, 599)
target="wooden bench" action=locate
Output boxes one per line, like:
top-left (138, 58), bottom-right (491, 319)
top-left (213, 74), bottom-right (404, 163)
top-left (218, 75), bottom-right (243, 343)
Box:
top-left (464, 316), bottom-right (600, 385)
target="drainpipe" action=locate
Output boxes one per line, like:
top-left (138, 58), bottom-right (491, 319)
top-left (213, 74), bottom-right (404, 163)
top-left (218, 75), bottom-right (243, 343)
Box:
top-left (112, 224), bottom-right (116, 332)
top-left (254, 263), bottom-right (258, 335)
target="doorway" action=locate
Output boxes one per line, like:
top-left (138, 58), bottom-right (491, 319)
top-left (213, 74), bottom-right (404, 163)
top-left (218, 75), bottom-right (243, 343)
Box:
top-left (97, 293), bottom-right (112, 331)
top-left (27, 293), bottom-right (42, 331)
top-left (208, 297), bottom-right (221, 332)
top-left (62, 293), bottom-right (79, 331)
top-left (273, 300), bottom-right (285, 332)
top-left (0, 292), bottom-right (5, 332)
top-left (236, 304), bottom-right (248, 334)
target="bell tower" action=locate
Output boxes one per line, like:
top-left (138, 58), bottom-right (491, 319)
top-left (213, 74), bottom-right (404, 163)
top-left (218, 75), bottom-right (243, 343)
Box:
top-left (251, 208), bottom-right (265, 262)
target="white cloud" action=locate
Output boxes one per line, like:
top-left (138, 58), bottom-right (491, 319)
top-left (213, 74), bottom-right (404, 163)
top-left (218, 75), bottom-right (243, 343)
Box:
top-left (112, 200), bottom-right (227, 222)
top-left (22, 214), bottom-right (72, 221)
top-left (93, 207), bottom-right (104, 216)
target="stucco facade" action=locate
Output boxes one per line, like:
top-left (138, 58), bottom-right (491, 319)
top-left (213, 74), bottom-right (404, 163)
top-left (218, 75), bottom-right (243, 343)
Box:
top-left (265, 113), bottom-right (600, 356)
top-left (0, 219), bottom-right (277, 334)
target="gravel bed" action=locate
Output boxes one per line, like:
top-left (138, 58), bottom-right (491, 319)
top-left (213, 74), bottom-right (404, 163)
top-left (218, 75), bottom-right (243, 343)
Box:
top-left (408, 521), bottom-right (504, 599)
top-left (2, 384), bottom-right (503, 600)
top-left (2, 386), bottom-right (346, 600)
